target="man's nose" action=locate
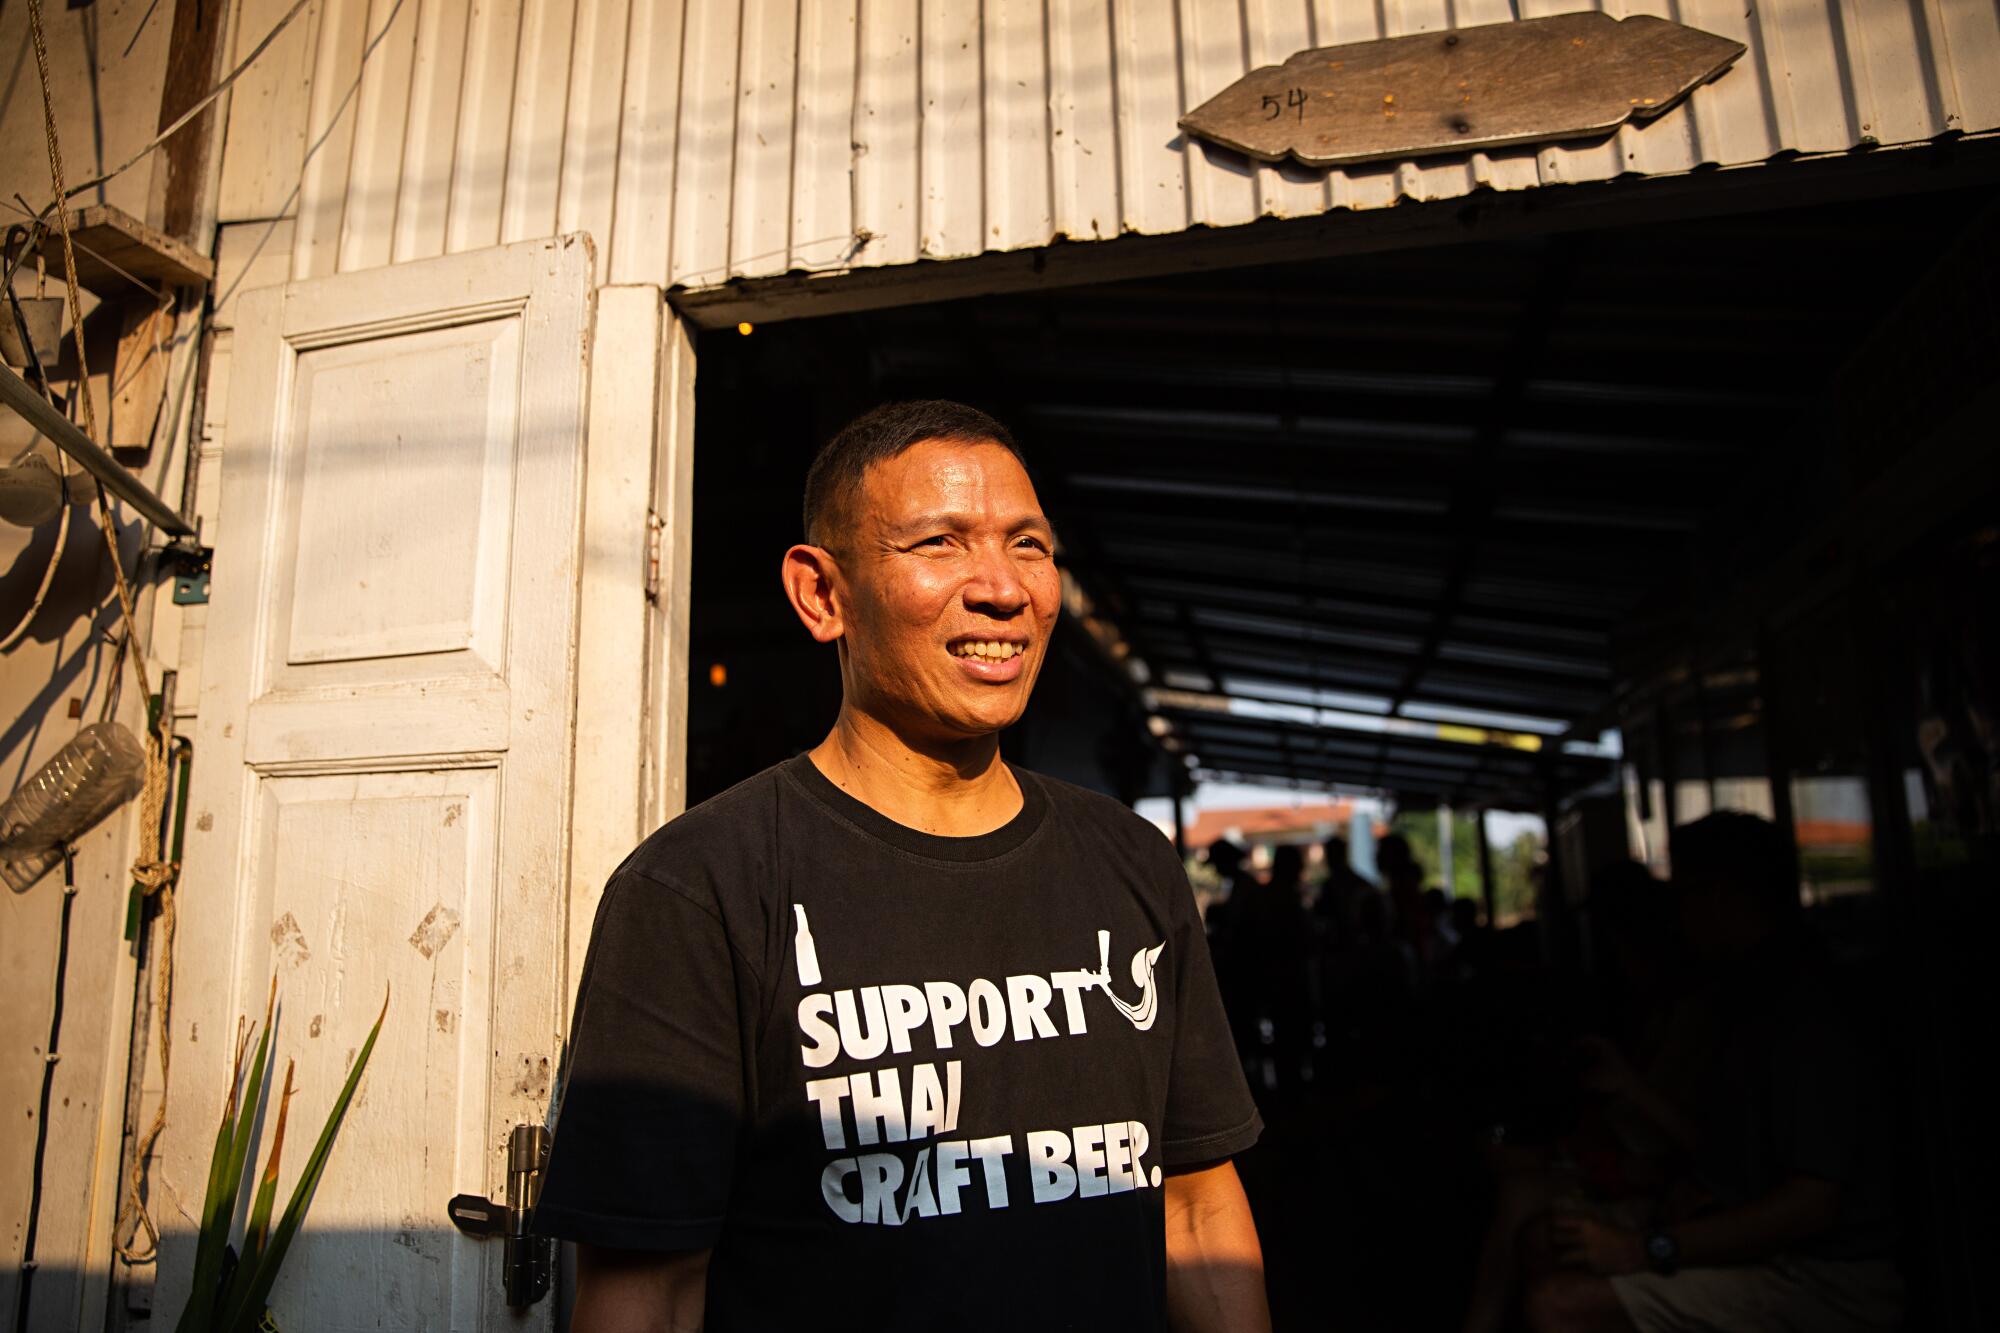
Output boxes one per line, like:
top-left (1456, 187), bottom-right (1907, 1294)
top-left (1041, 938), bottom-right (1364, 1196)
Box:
top-left (964, 544), bottom-right (1030, 614)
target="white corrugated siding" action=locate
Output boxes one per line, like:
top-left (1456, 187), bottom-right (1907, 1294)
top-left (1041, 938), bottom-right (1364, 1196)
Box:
top-left (213, 0), bottom-right (2000, 291)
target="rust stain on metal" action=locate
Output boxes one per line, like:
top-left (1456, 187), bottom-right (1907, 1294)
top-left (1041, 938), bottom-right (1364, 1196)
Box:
top-left (408, 903), bottom-right (463, 959)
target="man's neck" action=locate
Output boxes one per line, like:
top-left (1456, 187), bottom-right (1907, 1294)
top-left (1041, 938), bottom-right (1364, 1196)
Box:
top-left (807, 707), bottom-right (1023, 837)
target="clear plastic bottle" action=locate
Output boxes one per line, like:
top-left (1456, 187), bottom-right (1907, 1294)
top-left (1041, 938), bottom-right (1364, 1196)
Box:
top-left (1, 722), bottom-right (146, 892)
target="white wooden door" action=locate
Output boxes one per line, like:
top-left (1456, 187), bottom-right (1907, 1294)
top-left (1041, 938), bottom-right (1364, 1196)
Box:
top-left (172, 236), bottom-right (593, 1331)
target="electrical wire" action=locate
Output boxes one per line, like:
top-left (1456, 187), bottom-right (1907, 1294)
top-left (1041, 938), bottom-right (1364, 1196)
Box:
top-left (12, 848), bottom-right (78, 1333)
top-left (15, 0), bottom-right (316, 229)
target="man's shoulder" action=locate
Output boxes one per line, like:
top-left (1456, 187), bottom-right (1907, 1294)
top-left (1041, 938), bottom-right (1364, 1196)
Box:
top-left (616, 759), bottom-right (800, 892)
top-left (1018, 765), bottom-right (1179, 865)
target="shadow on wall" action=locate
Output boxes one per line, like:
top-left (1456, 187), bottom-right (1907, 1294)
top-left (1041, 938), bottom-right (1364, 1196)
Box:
top-left (11, 1242), bottom-right (1277, 1330)
top-left (9, 1229), bottom-right (552, 1333)
top-left (20, 1211), bottom-right (1279, 1330)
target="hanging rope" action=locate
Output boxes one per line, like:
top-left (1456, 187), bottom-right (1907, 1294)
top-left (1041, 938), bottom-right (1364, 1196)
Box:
top-left (116, 731), bottom-right (178, 1264)
top-left (24, 0), bottom-right (181, 1265)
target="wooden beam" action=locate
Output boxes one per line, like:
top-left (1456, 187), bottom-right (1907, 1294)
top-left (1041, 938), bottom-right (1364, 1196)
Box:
top-left (153, 0), bottom-right (233, 241)
top-left (1132, 612), bottom-right (1607, 691)
top-left (1120, 567), bottom-right (1610, 640)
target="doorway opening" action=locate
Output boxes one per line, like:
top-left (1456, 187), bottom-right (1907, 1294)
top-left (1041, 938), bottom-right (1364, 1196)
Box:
top-left (683, 177), bottom-right (1999, 1328)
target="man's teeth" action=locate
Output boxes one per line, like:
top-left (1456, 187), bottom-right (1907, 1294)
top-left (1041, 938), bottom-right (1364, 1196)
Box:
top-left (951, 640), bottom-right (1023, 661)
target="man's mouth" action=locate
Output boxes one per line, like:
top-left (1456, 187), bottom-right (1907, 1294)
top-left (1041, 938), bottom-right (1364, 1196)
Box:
top-left (947, 638), bottom-right (1028, 663)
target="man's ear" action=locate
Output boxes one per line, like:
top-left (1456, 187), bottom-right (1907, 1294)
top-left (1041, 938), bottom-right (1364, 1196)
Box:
top-left (781, 544), bottom-right (846, 644)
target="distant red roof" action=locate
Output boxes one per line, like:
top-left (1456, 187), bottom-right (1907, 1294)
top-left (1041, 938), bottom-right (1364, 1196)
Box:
top-left (1184, 801), bottom-right (1357, 848)
top-left (1792, 819), bottom-right (1870, 848)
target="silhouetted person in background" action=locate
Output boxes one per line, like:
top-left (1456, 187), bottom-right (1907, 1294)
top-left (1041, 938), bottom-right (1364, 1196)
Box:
top-left (1314, 833), bottom-right (1372, 938)
top-left (1425, 886), bottom-right (1461, 952)
top-left (1204, 836), bottom-right (1250, 926)
top-left (1318, 854), bottom-right (1413, 1095)
top-left (1462, 861), bottom-right (1703, 1333)
top-left (1526, 813), bottom-right (1902, 1333)
top-left (1442, 896), bottom-right (1485, 982)
top-left (1378, 832), bottom-right (1440, 972)
top-left (1205, 837), bottom-right (1256, 1057)
top-left (1231, 844), bottom-right (1314, 1093)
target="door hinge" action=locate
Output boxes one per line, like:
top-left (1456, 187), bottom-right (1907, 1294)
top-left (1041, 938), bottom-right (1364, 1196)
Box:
top-left (645, 510), bottom-right (665, 603)
top-left (447, 1124), bottom-right (553, 1308)
top-left (162, 530), bottom-right (212, 605)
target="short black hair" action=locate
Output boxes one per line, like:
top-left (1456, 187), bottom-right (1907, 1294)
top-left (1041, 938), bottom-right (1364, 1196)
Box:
top-left (1671, 811), bottom-right (1798, 919)
top-left (1376, 832), bottom-right (1414, 870)
top-left (803, 400), bottom-right (1023, 548)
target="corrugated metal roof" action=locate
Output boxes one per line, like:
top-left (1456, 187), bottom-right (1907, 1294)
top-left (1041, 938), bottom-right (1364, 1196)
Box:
top-left (216, 0), bottom-right (2000, 291)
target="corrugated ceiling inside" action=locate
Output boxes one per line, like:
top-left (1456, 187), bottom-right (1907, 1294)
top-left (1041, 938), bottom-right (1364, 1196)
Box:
top-left (773, 186), bottom-right (1991, 803)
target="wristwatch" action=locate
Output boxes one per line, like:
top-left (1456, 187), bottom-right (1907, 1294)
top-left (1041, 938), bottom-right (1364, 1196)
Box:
top-left (1643, 1229), bottom-right (1679, 1276)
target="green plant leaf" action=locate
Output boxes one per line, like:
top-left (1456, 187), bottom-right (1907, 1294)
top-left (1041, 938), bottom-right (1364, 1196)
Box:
top-left (175, 988), bottom-right (269, 1333)
top-left (224, 983), bottom-right (280, 1233)
top-left (220, 1058), bottom-right (295, 1321)
top-left (218, 986), bottom-right (388, 1333)
top-left (172, 1108), bottom-right (235, 1333)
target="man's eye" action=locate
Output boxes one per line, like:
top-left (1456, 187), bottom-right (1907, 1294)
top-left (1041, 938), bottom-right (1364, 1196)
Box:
top-left (1015, 537), bottom-right (1050, 554)
top-left (915, 535), bottom-right (951, 548)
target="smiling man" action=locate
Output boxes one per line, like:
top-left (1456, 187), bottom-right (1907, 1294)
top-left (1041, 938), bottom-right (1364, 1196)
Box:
top-left (536, 401), bottom-right (1268, 1332)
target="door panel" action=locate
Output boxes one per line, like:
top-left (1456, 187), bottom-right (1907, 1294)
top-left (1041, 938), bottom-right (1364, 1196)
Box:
top-left (173, 235), bottom-right (593, 1331)
top-left (278, 316), bottom-right (521, 669)
top-left (249, 768), bottom-right (498, 1318)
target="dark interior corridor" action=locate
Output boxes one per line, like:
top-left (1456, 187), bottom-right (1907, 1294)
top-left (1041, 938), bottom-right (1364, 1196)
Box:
top-left (683, 182), bottom-right (1999, 1330)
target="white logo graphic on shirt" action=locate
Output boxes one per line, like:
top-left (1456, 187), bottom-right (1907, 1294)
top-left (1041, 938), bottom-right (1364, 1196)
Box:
top-left (1058, 930), bottom-right (1165, 1032)
top-left (790, 913), bottom-right (1173, 1225)
top-left (793, 904), bottom-right (822, 987)
top-left (790, 907), bottom-right (1162, 1034)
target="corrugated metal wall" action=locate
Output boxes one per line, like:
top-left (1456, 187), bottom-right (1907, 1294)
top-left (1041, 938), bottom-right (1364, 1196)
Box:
top-left (216, 0), bottom-right (2000, 292)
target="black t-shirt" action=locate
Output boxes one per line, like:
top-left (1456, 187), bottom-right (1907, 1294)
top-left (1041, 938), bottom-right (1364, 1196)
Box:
top-left (536, 755), bottom-right (1262, 1330)
top-left (1691, 935), bottom-right (1897, 1261)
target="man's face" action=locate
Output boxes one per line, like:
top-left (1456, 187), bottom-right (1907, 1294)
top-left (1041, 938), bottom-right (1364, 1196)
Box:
top-left (832, 438), bottom-right (1061, 742)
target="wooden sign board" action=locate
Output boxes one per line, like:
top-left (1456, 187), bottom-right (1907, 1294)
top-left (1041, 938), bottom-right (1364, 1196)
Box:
top-left (1179, 12), bottom-right (1745, 169)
